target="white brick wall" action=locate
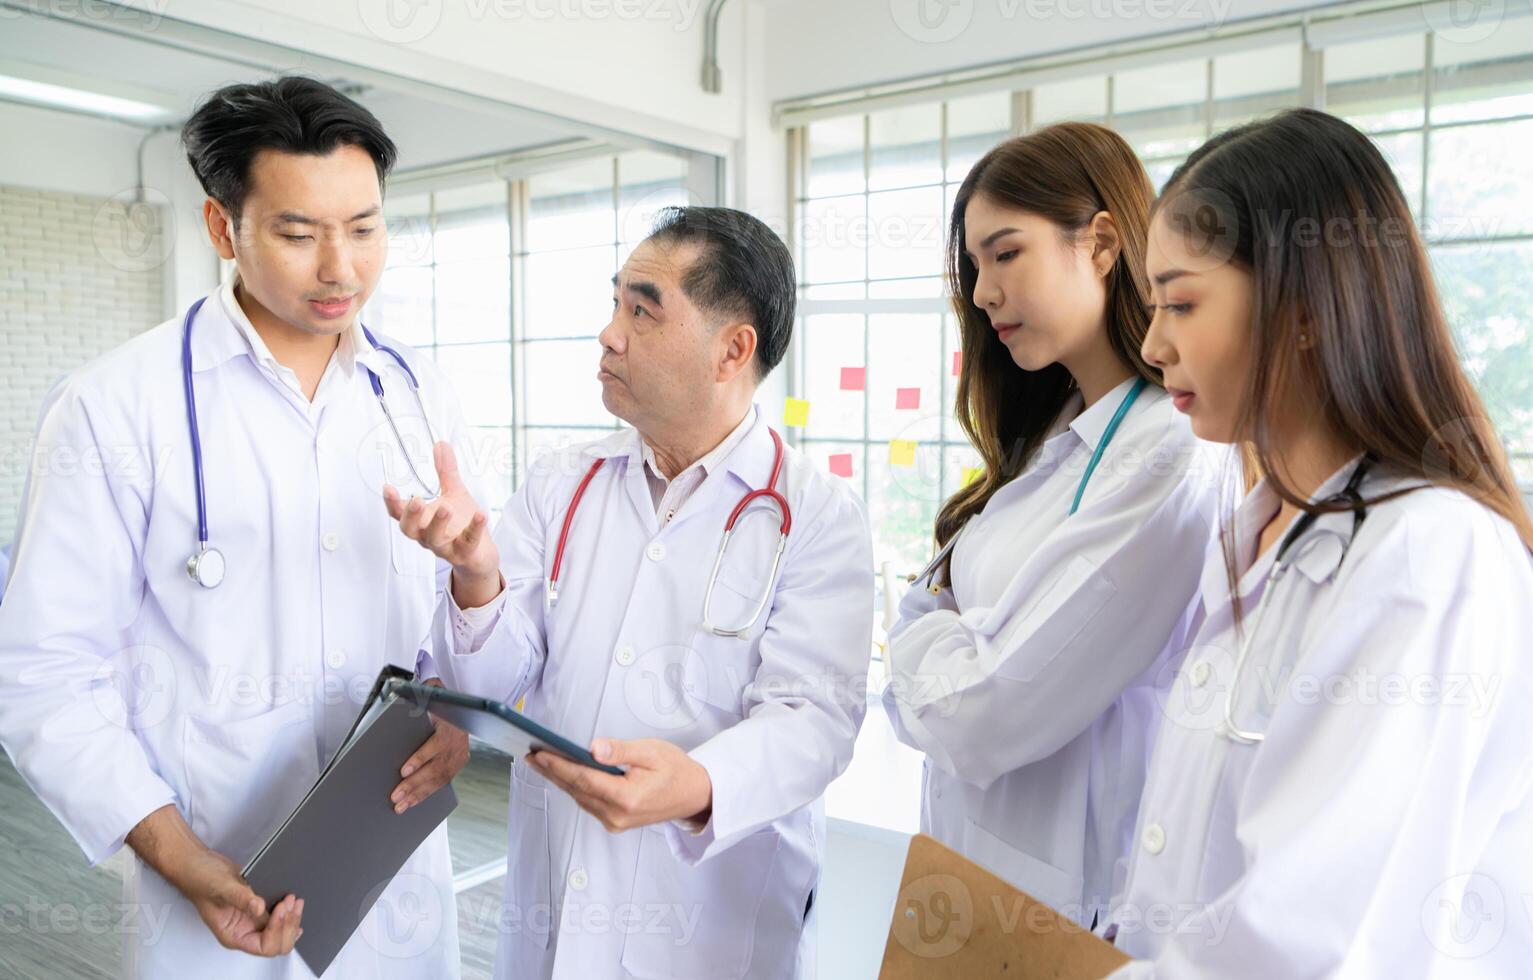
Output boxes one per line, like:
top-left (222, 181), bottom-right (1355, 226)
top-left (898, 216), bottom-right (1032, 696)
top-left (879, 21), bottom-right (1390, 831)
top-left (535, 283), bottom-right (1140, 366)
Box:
top-left (0, 184), bottom-right (165, 541)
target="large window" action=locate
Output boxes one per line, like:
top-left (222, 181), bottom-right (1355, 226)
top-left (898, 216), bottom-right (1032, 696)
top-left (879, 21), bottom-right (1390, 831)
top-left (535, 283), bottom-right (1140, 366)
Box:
top-left (1326, 25), bottom-right (1533, 487)
top-left (793, 95), bottom-right (1010, 578)
top-left (366, 152), bottom-right (690, 511)
top-left (789, 19), bottom-right (1533, 584)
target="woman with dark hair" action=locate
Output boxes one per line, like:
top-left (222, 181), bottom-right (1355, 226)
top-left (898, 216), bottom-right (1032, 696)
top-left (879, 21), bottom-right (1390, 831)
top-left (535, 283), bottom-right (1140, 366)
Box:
top-left (880, 123), bottom-right (1225, 924)
top-left (1106, 107), bottom-right (1533, 975)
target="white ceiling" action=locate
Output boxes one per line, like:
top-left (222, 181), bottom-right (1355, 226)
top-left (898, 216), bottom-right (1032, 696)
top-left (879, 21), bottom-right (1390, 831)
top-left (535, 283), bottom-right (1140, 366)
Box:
top-left (0, 9), bottom-right (582, 172)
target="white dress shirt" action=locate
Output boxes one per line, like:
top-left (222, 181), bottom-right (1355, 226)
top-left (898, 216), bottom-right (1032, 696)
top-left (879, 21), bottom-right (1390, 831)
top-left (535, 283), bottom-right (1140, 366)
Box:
top-left (1107, 460), bottom-right (1533, 977)
top-left (882, 377), bottom-right (1227, 923)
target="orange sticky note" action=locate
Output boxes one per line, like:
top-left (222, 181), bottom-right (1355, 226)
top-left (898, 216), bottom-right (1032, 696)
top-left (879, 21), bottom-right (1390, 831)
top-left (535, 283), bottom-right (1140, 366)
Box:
top-left (896, 387), bottom-right (921, 410)
top-left (840, 367), bottom-right (866, 391)
top-left (952, 351), bottom-right (962, 376)
top-left (784, 397), bottom-right (810, 427)
top-left (889, 440), bottom-right (918, 467)
top-left (829, 453), bottom-right (854, 478)
top-left (961, 466), bottom-right (983, 487)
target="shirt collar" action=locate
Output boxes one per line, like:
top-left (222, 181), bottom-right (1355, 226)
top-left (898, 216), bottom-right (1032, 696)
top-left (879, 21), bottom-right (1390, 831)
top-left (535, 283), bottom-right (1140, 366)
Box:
top-left (216, 274), bottom-right (376, 379)
top-left (1068, 375), bottom-right (1156, 452)
top-left (586, 405), bottom-right (780, 489)
top-left (1200, 452), bottom-right (1373, 607)
top-left (640, 406), bottom-right (756, 486)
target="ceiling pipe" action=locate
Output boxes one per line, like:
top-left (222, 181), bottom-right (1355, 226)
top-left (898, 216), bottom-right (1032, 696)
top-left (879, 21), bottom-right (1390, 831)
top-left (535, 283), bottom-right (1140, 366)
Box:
top-left (701, 0), bottom-right (730, 93)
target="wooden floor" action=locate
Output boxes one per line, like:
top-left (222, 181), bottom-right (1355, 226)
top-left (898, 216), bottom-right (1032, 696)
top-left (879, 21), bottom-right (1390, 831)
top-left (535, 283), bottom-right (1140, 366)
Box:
top-left (0, 746), bottom-right (512, 979)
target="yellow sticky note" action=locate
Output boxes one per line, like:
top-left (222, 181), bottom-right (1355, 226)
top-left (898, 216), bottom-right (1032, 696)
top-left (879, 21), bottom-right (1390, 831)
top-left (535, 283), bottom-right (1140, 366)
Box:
top-left (889, 439), bottom-right (918, 467)
top-left (784, 397), bottom-right (811, 428)
top-left (961, 466), bottom-right (983, 487)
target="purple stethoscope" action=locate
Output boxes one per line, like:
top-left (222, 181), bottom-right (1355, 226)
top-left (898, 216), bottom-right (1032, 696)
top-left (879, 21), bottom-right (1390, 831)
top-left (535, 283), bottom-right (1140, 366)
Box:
top-left (180, 295), bottom-right (440, 588)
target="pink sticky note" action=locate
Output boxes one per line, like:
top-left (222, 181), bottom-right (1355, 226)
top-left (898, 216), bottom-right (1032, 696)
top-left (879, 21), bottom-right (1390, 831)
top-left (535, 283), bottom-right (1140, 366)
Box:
top-left (840, 367), bottom-right (866, 391)
top-left (896, 387), bottom-right (921, 410)
top-left (828, 453), bottom-right (854, 478)
top-left (952, 351), bottom-right (962, 377)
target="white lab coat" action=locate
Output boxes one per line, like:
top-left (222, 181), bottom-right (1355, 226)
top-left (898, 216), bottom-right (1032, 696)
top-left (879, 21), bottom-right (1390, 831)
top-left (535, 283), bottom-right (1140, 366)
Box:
top-left (882, 380), bottom-right (1224, 923)
top-left (420, 407), bottom-right (874, 979)
top-left (1107, 463), bottom-right (1533, 977)
top-left (0, 288), bottom-right (467, 978)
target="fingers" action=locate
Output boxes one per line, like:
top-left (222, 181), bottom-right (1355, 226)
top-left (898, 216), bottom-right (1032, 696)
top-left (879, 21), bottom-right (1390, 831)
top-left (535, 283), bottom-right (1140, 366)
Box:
top-left (434, 442), bottom-right (464, 496)
top-left (460, 510), bottom-right (489, 550)
top-left (383, 483), bottom-right (406, 520)
top-left (257, 895), bottom-right (304, 957)
top-left (393, 726), bottom-right (468, 812)
top-left (421, 503), bottom-right (457, 553)
top-left (532, 751), bottom-right (624, 807)
top-left (592, 737), bottom-right (654, 770)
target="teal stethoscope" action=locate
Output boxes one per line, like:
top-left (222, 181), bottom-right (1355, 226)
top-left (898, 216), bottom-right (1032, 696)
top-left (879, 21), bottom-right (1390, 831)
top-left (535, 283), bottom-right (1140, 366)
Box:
top-left (912, 376), bottom-right (1148, 591)
top-left (180, 295), bottom-right (441, 589)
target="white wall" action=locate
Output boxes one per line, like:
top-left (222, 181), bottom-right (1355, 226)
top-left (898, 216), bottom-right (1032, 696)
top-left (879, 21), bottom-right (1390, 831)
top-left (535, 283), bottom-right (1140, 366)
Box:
top-left (0, 102), bottom-right (146, 198)
top-left (765, 0), bottom-right (1336, 100)
top-left (121, 0), bottom-right (751, 153)
top-left (0, 184), bottom-right (166, 538)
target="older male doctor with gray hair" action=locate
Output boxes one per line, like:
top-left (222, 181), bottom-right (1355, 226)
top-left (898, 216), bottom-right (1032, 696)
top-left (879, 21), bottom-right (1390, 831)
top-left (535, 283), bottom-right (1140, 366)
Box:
top-left (386, 205), bottom-right (874, 979)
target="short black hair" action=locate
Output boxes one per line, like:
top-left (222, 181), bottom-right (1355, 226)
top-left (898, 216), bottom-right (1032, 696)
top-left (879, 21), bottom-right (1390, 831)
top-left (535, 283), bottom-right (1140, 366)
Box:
top-left (646, 206), bottom-right (795, 379)
top-left (181, 76), bottom-right (397, 227)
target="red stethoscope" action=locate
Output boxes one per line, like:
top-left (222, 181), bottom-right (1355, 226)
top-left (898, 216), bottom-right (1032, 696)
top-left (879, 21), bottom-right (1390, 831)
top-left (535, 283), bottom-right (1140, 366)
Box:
top-left (546, 428), bottom-right (793, 638)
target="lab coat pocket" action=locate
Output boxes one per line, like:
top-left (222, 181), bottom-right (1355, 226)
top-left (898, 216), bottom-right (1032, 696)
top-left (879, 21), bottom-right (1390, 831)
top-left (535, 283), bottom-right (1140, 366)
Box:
top-left (620, 824), bottom-right (783, 979)
top-left (994, 553), bottom-right (1118, 684)
top-left (508, 764), bottom-right (553, 949)
top-left (180, 700), bottom-right (318, 866)
top-left (687, 574), bottom-right (767, 718)
top-left (961, 819), bottom-right (1084, 918)
top-left (389, 523), bottom-right (437, 578)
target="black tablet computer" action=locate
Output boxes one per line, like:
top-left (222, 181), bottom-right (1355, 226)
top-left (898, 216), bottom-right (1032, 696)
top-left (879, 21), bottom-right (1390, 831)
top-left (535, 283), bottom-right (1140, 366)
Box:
top-left (384, 677), bottom-right (624, 776)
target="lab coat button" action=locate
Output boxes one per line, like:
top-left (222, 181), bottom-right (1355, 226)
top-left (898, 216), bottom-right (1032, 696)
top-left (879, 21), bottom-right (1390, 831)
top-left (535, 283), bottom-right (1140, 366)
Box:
top-left (326, 650), bottom-right (346, 670)
top-left (615, 645), bottom-right (635, 667)
top-left (1142, 822), bottom-right (1166, 855)
top-left (569, 868), bottom-right (589, 891)
top-left (322, 532), bottom-right (340, 552)
top-left (646, 543), bottom-right (666, 562)
top-left (1190, 661), bottom-right (1211, 688)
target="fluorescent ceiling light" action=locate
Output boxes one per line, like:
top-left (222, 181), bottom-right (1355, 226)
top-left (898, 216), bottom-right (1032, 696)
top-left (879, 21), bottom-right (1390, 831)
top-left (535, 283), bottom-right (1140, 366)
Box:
top-left (0, 57), bottom-right (177, 122)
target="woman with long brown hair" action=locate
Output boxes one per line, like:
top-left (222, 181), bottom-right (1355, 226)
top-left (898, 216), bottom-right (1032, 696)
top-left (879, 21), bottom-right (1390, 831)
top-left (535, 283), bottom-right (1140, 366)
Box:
top-left (880, 123), bottom-right (1225, 924)
top-left (1106, 108), bottom-right (1533, 975)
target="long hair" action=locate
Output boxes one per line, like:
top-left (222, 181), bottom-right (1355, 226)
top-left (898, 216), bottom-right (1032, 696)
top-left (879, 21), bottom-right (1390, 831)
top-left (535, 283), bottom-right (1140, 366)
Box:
top-left (933, 123), bottom-right (1158, 585)
top-left (1155, 108), bottom-right (1533, 611)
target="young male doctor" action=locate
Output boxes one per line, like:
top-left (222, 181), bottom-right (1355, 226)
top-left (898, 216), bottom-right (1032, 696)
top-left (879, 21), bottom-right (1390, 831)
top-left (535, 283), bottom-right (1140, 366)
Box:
top-left (0, 77), bottom-right (469, 977)
top-left (389, 206), bottom-right (875, 979)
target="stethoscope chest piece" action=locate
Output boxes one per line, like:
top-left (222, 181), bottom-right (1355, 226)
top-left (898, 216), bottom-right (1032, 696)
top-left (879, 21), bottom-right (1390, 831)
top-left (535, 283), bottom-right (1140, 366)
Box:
top-left (186, 546), bottom-right (226, 589)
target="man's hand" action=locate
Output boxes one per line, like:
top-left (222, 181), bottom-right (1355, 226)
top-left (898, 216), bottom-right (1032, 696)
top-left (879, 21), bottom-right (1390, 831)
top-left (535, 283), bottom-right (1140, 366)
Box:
top-left (392, 679), bottom-right (470, 813)
top-left (528, 738), bottom-right (713, 833)
top-left (126, 805), bottom-right (303, 957)
top-left (383, 442), bottom-right (502, 608)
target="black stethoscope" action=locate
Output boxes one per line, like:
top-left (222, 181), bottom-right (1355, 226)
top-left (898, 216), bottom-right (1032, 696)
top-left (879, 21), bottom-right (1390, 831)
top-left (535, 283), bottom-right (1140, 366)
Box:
top-left (1222, 453), bottom-right (1373, 744)
top-left (180, 295), bottom-right (440, 589)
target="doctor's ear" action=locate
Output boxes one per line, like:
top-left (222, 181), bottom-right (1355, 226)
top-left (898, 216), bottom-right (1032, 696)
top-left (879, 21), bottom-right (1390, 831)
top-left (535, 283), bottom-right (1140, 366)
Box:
top-left (716, 323), bottom-right (759, 383)
top-left (1086, 210), bottom-right (1122, 278)
top-left (203, 199), bottom-right (238, 261)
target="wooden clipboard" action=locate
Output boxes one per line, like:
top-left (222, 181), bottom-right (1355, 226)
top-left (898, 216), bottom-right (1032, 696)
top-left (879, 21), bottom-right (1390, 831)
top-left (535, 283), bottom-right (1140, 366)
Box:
top-left (878, 834), bottom-right (1130, 979)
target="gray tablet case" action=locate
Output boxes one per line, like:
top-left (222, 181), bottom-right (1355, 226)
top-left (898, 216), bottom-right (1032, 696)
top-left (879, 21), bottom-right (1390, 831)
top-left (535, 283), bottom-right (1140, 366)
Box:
top-left (242, 668), bottom-right (457, 975)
